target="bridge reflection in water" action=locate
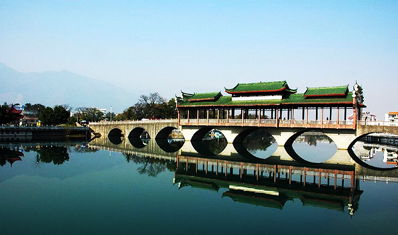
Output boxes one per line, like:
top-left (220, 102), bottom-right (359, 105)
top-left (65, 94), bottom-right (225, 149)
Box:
top-left (3, 133), bottom-right (398, 215)
top-left (175, 155), bottom-right (360, 215)
top-left (82, 134), bottom-right (398, 216)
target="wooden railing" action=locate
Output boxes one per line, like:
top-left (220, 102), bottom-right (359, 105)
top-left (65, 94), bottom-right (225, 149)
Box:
top-left (180, 118), bottom-right (355, 129)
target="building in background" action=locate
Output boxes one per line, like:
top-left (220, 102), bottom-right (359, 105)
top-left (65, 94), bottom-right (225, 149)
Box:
top-left (385, 112), bottom-right (398, 123)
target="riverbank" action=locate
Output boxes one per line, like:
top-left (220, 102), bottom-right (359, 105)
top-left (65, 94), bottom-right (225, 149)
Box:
top-left (0, 126), bottom-right (90, 142)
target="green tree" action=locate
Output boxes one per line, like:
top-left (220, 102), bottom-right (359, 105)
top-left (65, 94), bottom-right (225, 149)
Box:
top-left (38, 105), bottom-right (70, 125)
top-left (74, 107), bottom-right (104, 122)
top-left (23, 103), bottom-right (45, 116)
top-left (38, 107), bottom-right (54, 125)
top-left (116, 93), bottom-right (177, 120)
top-left (53, 105), bottom-right (70, 124)
top-left (104, 112), bottom-right (116, 121)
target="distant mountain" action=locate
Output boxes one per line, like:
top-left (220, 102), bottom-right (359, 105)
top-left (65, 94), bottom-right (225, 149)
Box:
top-left (0, 63), bottom-right (137, 112)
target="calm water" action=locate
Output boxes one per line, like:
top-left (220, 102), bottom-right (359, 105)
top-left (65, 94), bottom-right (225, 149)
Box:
top-left (1, 133), bottom-right (398, 235)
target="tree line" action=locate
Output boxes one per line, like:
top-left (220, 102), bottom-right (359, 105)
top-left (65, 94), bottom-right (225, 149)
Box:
top-left (114, 93), bottom-right (176, 120)
top-left (0, 93), bottom-right (177, 126)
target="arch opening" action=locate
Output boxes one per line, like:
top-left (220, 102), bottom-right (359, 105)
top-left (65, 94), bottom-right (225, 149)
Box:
top-left (191, 128), bottom-right (227, 156)
top-left (108, 128), bottom-right (123, 145)
top-left (285, 129), bottom-right (337, 165)
top-left (155, 127), bottom-right (185, 153)
top-left (128, 127), bottom-right (150, 148)
top-left (285, 130), bottom-right (337, 164)
top-left (233, 128), bottom-right (277, 160)
top-left (350, 133), bottom-right (398, 169)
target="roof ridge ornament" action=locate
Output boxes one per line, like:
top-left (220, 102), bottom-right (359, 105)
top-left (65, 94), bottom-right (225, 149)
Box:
top-left (353, 81), bottom-right (364, 104)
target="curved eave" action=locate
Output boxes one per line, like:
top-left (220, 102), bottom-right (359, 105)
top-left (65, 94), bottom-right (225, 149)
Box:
top-left (10, 110), bottom-right (22, 114)
top-left (181, 91), bottom-right (194, 99)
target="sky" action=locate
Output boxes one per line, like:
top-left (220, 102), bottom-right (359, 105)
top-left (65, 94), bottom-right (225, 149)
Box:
top-left (0, 0), bottom-right (397, 117)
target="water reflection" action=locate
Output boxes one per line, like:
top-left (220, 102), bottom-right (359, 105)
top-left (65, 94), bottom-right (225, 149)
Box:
top-left (3, 135), bottom-right (398, 234)
top-left (0, 142), bottom-right (96, 167)
top-left (174, 155), bottom-right (361, 215)
top-left (35, 146), bottom-right (70, 165)
top-left (191, 138), bottom-right (227, 156)
top-left (198, 129), bottom-right (228, 155)
top-left (156, 138), bottom-right (184, 153)
top-left (123, 153), bottom-right (176, 177)
top-left (241, 129), bottom-right (277, 159)
top-left (0, 147), bottom-right (24, 166)
top-left (352, 134), bottom-right (398, 169)
top-left (3, 135), bottom-right (398, 215)
top-left (129, 136), bottom-right (149, 148)
top-left (292, 132), bottom-right (337, 163)
top-left (2, 138), bottom-right (398, 234)
top-left (109, 134), bottom-right (123, 145)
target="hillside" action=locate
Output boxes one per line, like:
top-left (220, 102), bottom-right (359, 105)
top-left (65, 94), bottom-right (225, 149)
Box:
top-left (0, 63), bottom-right (137, 112)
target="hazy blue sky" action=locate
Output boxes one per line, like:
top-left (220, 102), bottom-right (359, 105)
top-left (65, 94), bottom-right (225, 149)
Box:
top-left (1, 0), bottom-right (397, 117)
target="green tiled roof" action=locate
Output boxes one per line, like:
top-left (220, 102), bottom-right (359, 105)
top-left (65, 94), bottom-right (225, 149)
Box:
top-left (182, 91), bottom-right (222, 102)
top-left (177, 92), bottom-right (354, 107)
top-left (283, 93), bottom-right (352, 104)
top-left (225, 81), bottom-right (297, 93)
top-left (304, 85), bottom-right (348, 97)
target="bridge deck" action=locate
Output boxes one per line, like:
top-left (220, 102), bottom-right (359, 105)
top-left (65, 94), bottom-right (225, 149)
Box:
top-left (89, 119), bottom-right (177, 126)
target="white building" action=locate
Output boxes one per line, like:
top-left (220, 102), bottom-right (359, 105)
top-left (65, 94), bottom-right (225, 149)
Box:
top-left (98, 108), bottom-right (107, 114)
top-left (385, 112), bottom-right (398, 122)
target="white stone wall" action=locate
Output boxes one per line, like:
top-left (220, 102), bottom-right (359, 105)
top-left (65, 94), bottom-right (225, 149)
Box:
top-left (231, 95), bottom-right (282, 101)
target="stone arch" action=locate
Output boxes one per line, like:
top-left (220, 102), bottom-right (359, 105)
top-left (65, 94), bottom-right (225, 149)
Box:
top-left (128, 127), bottom-right (150, 149)
top-left (347, 132), bottom-right (398, 170)
top-left (284, 129), bottom-right (312, 147)
top-left (282, 128), bottom-right (355, 149)
top-left (283, 129), bottom-right (356, 164)
top-left (347, 132), bottom-right (382, 150)
top-left (191, 127), bottom-right (214, 142)
top-left (232, 127), bottom-right (274, 160)
top-left (128, 127), bottom-right (150, 139)
top-left (190, 127), bottom-right (228, 156)
top-left (233, 128), bottom-right (259, 144)
top-left (191, 140), bottom-right (218, 156)
top-left (156, 138), bottom-right (184, 153)
top-left (283, 129), bottom-right (334, 164)
top-left (108, 128), bottom-right (122, 137)
top-left (155, 126), bottom-right (184, 153)
top-left (108, 128), bottom-right (123, 145)
top-left (347, 146), bottom-right (398, 171)
top-left (155, 126), bottom-right (179, 140)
